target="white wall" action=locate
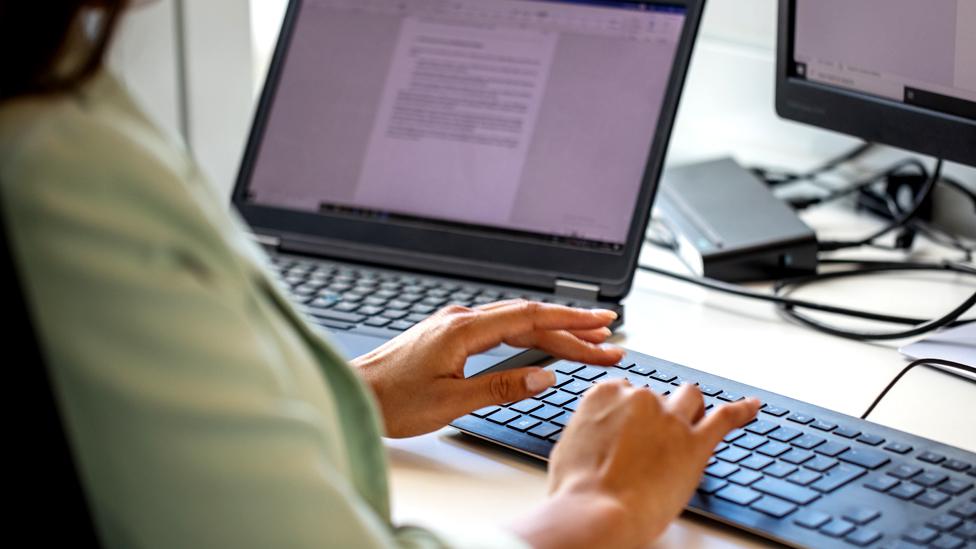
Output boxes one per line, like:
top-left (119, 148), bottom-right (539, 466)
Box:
top-left (111, 0), bottom-right (254, 198)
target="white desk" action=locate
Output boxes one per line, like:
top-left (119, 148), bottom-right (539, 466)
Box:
top-left (384, 205), bottom-right (975, 548)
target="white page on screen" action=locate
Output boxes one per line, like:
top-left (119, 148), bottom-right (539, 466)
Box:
top-left (356, 17), bottom-right (558, 227)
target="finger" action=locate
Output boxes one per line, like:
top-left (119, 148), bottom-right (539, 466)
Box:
top-left (514, 330), bottom-right (624, 365)
top-left (694, 398), bottom-right (761, 452)
top-left (568, 327), bottom-right (613, 344)
top-left (474, 299), bottom-right (525, 311)
top-left (664, 384), bottom-right (705, 424)
top-left (458, 301), bottom-right (618, 355)
top-left (458, 367), bottom-right (557, 412)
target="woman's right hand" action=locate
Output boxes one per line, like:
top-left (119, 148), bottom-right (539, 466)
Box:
top-left (512, 380), bottom-right (760, 549)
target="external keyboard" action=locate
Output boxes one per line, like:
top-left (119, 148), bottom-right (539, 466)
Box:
top-left (451, 350), bottom-right (976, 549)
top-left (269, 254), bottom-right (605, 333)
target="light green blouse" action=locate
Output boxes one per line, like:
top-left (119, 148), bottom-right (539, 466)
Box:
top-left (0, 71), bottom-right (527, 549)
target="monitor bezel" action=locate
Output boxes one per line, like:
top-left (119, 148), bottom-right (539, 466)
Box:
top-left (776, 0), bottom-right (976, 168)
top-left (232, 0), bottom-right (705, 299)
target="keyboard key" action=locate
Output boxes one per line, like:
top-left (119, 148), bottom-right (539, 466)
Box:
top-left (530, 405), bottom-right (564, 421)
top-left (820, 519), bottom-right (856, 537)
top-left (486, 409), bottom-right (520, 425)
top-left (903, 526), bottom-right (939, 544)
top-left (842, 508), bottom-right (880, 524)
top-left (919, 451), bottom-right (947, 465)
top-left (810, 419), bottom-right (837, 432)
top-left (781, 448), bottom-right (816, 465)
top-left (794, 509), bottom-right (831, 529)
top-left (728, 469), bottom-right (763, 486)
top-left (527, 423), bottom-right (561, 439)
top-left (792, 434), bottom-right (826, 450)
top-left (787, 469), bottom-right (821, 486)
top-left (698, 476), bottom-right (728, 495)
top-left (510, 399), bottom-right (543, 414)
top-left (938, 479), bottom-right (974, 496)
top-left (943, 459), bottom-right (971, 473)
top-left (889, 464), bottom-right (923, 480)
top-left (915, 490), bottom-right (949, 509)
top-left (544, 392), bottom-right (576, 407)
top-left (884, 441), bottom-right (914, 454)
top-left (857, 433), bottom-right (885, 446)
top-left (573, 367), bottom-right (607, 381)
top-left (718, 391), bottom-right (744, 402)
top-left (752, 477), bottom-right (820, 505)
top-left (723, 429), bottom-right (746, 443)
top-left (733, 434), bottom-right (769, 450)
top-left (804, 456), bottom-right (838, 472)
top-left (864, 475), bottom-right (900, 492)
top-left (931, 534), bottom-right (965, 549)
top-left (751, 496), bottom-right (797, 518)
top-left (811, 464), bottom-right (867, 493)
top-left (955, 521), bottom-right (976, 539)
top-left (815, 441), bottom-right (850, 457)
top-left (555, 362), bottom-right (584, 375)
top-left (389, 320), bottom-right (415, 331)
top-left (833, 426), bottom-right (861, 439)
top-left (949, 501), bottom-right (976, 519)
top-left (706, 461), bottom-right (740, 479)
top-left (552, 412), bottom-right (574, 427)
top-left (471, 405), bottom-right (500, 418)
top-left (890, 482), bottom-right (925, 500)
top-left (560, 380), bottom-right (593, 395)
top-left (761, 405), bottom-right (789, 417)
top-left (763, 463), bottom-right (798, 478)
top-left (740, 455), bottom-right (776, 471)
top-left (927, 514), bottom-right (964, 531)
top-left (507, 417), bottom-right (542, 432)
top-left (845, 527), bottom-right (882, 546)
top-left (698, 384), bottom-right (722, 397)
top-left (839, 448), bottom-right (891, 470)
top-left (757, 441), bottom-right (791, 458)
top-left (715, 485), bottom-right (762, 506)
top-left (745, 420), bottom-right (779, 435)
top-left (717, 447), bottom-right (752, 464)
top-left (768, 427), bottom-right (803, 443)
top-left (650, 371), bottom-right (677, 383)
top-left (787, 413), bottom-right (815, 425)
top-left (915, 471), bottom-right (949, 488)
top-left (629, 364), bottom-right (654, 376)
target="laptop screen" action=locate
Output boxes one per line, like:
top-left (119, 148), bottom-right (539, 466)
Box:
top-left (242, 0), bottom-right (687, 251)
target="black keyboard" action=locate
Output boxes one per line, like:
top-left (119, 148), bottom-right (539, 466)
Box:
top-left (269, 255), bottom-right (606, 333)
top-left (452, 350), bottom-right (976, 549)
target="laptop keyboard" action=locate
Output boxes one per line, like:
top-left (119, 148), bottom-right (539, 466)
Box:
top-left (452, 351), bottom-right (976, 549)
top-left (269, 254), bottom-right (599, 333)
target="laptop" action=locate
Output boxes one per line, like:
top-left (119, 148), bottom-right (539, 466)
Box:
top-left (233, 0), bottom-right (703, 377)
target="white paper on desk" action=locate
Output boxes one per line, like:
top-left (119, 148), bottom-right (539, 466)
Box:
top-left (900, 323), bottom-right (976, 380)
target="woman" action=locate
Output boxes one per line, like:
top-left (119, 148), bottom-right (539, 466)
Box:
top-left (0, 1), bottom-right (759, 548)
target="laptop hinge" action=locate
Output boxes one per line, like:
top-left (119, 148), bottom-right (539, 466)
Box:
top-left (554, 279), bottom-right (601, 301)
top-left (249, 233), bottom-right (281, 249)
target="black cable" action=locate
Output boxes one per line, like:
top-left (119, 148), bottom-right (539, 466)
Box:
top-left (787, 157), bottom-right (929, 210)
top-left (819, 159), bottom-right (943, 251)
top-left (861, 358), bottom-right (976, 419)
top-left (753, 142), bottom-right (874, 187)
top-left (636, 261), bottom-right (976, 341)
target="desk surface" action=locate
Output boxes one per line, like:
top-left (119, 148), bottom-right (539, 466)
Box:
top-left (384, 205), bottom-right (975, 548)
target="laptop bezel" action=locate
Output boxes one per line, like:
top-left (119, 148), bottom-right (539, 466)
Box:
top-left (233, 0), bottom-right (705, 299)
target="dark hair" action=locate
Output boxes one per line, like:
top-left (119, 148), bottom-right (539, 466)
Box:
top-left (0, 0), bottom-right (127, 101)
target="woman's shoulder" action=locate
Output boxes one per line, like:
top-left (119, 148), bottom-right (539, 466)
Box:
top-left (0, 71), bottom-right (197, 210)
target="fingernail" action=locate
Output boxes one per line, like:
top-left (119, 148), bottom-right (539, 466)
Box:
top-left (593, 309), bottom-right (618, 320)
top-left (526, 370), bottom-right (556, 393)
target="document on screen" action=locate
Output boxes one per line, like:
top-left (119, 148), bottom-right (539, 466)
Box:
top-left (355, 16), bottom-right (558, 226)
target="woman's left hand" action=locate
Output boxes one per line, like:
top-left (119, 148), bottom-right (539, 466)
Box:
top-left (351, 300), bottom-right (624, 438)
